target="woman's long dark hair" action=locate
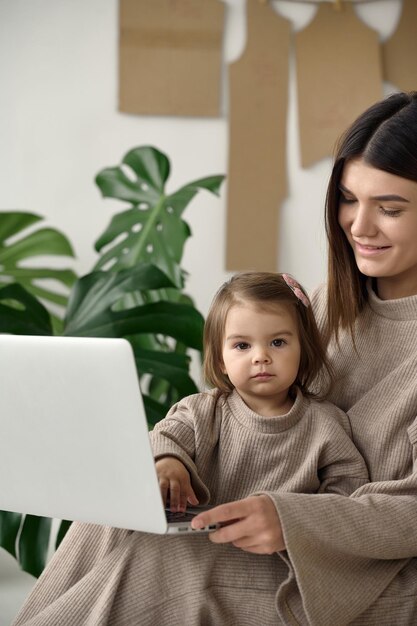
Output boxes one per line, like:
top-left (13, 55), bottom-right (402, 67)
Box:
top-left (326, 91), bottom-right (417, 341)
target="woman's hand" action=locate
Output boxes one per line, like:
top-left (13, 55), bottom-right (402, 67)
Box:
top-left (155, 456), bottom-right (199, 512)
top-left (191, 495), bottom-right (285, 554)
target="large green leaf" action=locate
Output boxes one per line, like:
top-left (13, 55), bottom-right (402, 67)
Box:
top-left (94, 146), bottom-right (224, 286)
top-left (18, 515), bottom-right (52, 577)
top-left (0, 283), bottom-right (53, 335)
top-left (167, 175), bottom-right (225, 217)
top-left (68, 297), bottom-right (204, 349)
top-left (0, 511), bottom-right (22, 558)
top-left (64, 264), bottom-right (175, 334)
top-left (92, 146), bottom-right (222, 415)
top-left (64, 264), bottom-right (203, 347)
top-left (133, 348), bottom-right (198, 399)
top-left (118, 301), bottom-right (203, 350)
top-left (55, 520), bottom-right (72, 550)
top-left (0, 211), bottom-right (77, 313)
top-left (123, 145), bottom-right (170, 192)
top-left (63, 264), bottom-right (203, 422)
top-left (0, 510), bottom-right (51, 578)
top-left (93, 206), bottom-right (188, 287)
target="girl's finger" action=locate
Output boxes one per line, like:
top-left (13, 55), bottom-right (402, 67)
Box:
top-left (178, 489), bottom-right (188, 512)
top-left (169, 480), bottom-right (181, 512)
top-left (187, 486), bottom-right (199, 506)
top-left (159, 478), bottom-right (169, 507)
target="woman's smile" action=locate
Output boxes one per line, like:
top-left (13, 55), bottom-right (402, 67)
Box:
top-left (353, 241), bottom-right (391, 256)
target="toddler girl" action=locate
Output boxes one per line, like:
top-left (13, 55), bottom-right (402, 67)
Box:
top-left (152, 272), bottom-right (368, 520)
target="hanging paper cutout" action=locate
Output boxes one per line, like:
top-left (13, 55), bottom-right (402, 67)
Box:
top-left (383, 0), bottom-right (417, 92)
top-left (295, 2), bottom-right (382, 168)
top-left (226, 0), bottom-right (290, 272)
top-left (118, 0), bottom-right (225, 117)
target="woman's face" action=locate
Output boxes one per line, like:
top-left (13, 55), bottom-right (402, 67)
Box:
top-left (338, 158), bottom-right (417, 299)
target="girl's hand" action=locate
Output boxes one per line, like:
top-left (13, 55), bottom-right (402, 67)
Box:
top-left (191, 495), bottom-right (285, 554)
top-left (155, 456), bottom-right (199, 512)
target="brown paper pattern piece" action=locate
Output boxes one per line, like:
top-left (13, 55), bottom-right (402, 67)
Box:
top-left (119, 0), bottom-right (224, 117)
top-left (226, 0), bottom-right (290, 272)
top-left (295, 2), bottom-right (382, 168)
top-left (383, 0), bottom-right (417, 92)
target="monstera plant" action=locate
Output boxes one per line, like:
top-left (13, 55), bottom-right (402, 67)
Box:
top-left (0, 146), bottom-right (224, 576)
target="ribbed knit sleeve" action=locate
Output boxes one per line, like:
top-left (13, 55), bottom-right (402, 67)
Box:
top-left (274, 492), bottom-right (417, 625)
top-left (149, 392), bottom-right (219, 505)
top-left (274, 285), bottom-right (417, 625)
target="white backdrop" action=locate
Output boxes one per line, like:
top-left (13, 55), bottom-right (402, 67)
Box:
top-left (0, 0), bottom-right (402, 315)
top-left (0, 0), bottom-right (403, 619)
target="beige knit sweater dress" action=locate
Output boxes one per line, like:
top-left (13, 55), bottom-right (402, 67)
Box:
top-left (12, 385), bottom-right (367, 626)
top-left (273, 285), bottom-right (417, 625)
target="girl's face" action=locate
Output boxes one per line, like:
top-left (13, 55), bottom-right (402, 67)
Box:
top-left (338, 158), bottom-right (417, 299)
top-left (221, 302), bottom-right (301, 416)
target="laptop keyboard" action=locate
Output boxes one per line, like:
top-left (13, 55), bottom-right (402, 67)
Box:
top-left (165, 509), bottom-right (197, 523)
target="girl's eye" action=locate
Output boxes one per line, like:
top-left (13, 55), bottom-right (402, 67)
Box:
top-left (235, 342), bottom-right (249, 350)
top-left (272, 339), bottom-right (285, 347)
top-left (380, 206), bottom-right (402, 217)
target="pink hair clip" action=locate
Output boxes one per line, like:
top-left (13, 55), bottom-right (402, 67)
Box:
top-left (282, 274), bottom-right (310, 308)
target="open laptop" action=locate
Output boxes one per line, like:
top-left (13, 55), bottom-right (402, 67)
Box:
top-left (0, 334), bottom-right (218, 534)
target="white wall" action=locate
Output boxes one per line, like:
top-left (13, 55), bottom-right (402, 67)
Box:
top-left (0, 0), bottom-right (401, 315)
top-left (0, 0), bottom-right (403, 617)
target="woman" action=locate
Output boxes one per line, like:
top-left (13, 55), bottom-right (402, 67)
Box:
top-left (14, 92), bottom-right (417, 625)
top-left (195, 91), bottom-right (417, 624)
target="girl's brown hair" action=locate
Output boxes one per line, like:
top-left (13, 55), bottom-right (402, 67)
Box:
top-left (203, 272), bottom-right (331, 398)
top-left (326, 91), bottom-right (417, 341)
